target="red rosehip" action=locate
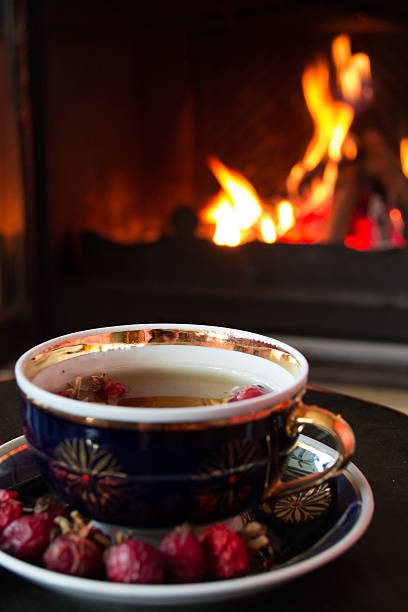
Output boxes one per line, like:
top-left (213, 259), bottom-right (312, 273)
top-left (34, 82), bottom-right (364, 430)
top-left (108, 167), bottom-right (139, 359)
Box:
top-left (97, 380), bottom-right (128, 401)
top-left (0, 514), bottom-right (56, 562)
top-left (229, 385), bottom-right (267, 402)
top-left (0, 500), bottom-right (23, 534)
top-left (43, 533), bottom-right (104, 578)
top-left (105, 539), bottom-right (164, 584)
top-left (0, 489), bottom-right (23, 534)
top-left (160, 526), bottom-right (206, 583)
top-left (199, 523), bottom-right (249, 579)
top-left (0, 489), bottom-right (19, 503)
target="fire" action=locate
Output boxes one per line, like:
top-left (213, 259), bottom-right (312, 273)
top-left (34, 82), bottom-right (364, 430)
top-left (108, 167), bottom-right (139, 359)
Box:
top-left (206, 156), bottom-right (262, 230)
top-left (260, 214), bottom-right (277, 244)
top-left (202, 160), bottom-right (300, 246)
top-left (201, 157), bottom-right (263, 245)
top-left (342, 134), bottom-right (358, 160)
top-left (201, 33), bottom-right (403, 250)
top-left (286, 57), bottom-right (354, 197)
top-left (277, 200), bottom-right (295, 233)
top-left (208, 194), bottom-right (242, 246)
top-left (400, 138), bottom-right (408, 178)
top-left (202, 46), bottom-right (357, 247)
top-left (332, 34), bottom-right (372, 104)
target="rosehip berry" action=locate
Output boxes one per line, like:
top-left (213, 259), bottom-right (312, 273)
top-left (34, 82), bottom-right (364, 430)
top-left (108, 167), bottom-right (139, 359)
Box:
top-left (199, 523), bottom-right (249, 579)
top-left (0, 489), bottom-right (23, 534)
top-left (0, 514), bottom-right (56, 562)
top-left (43, 533), bottom-right (104, 578)
top-left (0, 500), bottom-right (23, 534)
top-left (97, 380), bottom-right (128, 401)
top-left (0, 489), bottom-right (19, 503)
top-left (229, 385), bottom-right (267, 402)
top-left (160, 526), bottom-right (206, 583)
top-left (105, 539), bottom-right (164, 584)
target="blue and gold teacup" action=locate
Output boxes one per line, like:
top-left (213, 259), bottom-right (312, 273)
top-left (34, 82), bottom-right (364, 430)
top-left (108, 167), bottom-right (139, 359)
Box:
top-left (15, 324), bottom-right (355, 528)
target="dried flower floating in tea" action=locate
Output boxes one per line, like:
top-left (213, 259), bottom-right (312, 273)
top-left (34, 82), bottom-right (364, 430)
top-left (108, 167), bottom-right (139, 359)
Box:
top-left (58, 374), bottom-right (128, 403)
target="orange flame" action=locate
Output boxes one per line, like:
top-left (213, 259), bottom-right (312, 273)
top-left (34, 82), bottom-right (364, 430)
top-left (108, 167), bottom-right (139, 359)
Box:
top-left (202, 35), bottom-right (381, 248)
top-left (260, 214), bottom-right (277, 244)
top-left (206, 156), bottom-right (262, 230)
top-left (342, 134), bottom-right (358, 160)
top-left (400, 138), bottom-right (408, 178)
top-left (277, 200), bottom-right (295, 233)
top-left (202, 157), bottom-right (263, 245)
top-left (287, 58), bottom-right (354, 197)
top-left (211, 194), bottom-right (242, 246)
top-left (332, 34), bottom-right (372, 104)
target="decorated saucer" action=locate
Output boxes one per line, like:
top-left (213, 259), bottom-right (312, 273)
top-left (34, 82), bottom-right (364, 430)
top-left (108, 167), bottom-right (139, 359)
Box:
top-left (0, 434), bottom-right (374, 605)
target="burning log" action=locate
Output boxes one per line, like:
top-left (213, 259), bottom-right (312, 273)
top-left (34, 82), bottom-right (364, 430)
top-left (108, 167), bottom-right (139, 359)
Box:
top-left (323, 161), bottom-right (359, 244)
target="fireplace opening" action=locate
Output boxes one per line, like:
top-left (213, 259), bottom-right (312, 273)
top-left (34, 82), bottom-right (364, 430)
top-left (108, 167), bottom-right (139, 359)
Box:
top-left (31, 2), bottom-right (408, 251)
top-left (2, 0), bottom-right (408, 381)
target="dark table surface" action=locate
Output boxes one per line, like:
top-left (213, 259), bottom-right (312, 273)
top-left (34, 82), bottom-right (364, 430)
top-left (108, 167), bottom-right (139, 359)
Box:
top-left (0, 380), bottom-right (407, 611)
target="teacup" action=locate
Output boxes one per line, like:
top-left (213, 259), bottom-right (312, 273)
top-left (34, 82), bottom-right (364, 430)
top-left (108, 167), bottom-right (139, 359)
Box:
top-left (15, 324), bottom-right (355, 528)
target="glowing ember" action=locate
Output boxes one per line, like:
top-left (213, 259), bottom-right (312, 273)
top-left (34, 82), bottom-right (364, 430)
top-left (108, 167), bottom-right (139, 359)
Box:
top-left (389, 207), bottom-right (406, 248)
top-left (390, 208), bottom-right (402, 224)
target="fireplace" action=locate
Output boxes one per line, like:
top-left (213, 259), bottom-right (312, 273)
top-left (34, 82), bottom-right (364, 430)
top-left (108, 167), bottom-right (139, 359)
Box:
top-left (2, 0), bottom-right (408, 374)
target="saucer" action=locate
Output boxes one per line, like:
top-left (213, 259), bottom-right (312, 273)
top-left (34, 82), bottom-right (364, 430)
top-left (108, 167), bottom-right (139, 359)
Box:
top-left (0, 434), bottom-right (374, 605)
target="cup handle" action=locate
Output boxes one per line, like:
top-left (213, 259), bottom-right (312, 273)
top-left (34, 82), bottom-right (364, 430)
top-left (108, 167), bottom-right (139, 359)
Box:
top-left (261, 401), bottom-right (356, 501)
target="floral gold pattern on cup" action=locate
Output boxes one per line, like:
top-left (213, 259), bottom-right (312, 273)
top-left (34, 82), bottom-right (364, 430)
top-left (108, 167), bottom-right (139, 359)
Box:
top-left (198, 439), bottom-right (266, 477)
top-left (192, 439), bottom-right (267, 517)
top-left (50, 438), bottom-right (128, 516)
top-left (265, 483), bottom-right (332, 523)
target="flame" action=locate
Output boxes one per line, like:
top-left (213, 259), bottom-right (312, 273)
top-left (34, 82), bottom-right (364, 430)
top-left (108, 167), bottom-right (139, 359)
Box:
top-left (260, 214), bottom-right (277, 243)
top-left (203, 53), bottom-right (354, 247)
top-left (400, 138), bottom-right (408, 178)
top-left (277, 200), bottom-right (295, 233)
top-left (201, 34), bottom-right (395, 250)
top-left (308, 161), bottom-right (338, 210)
top-left (207, 156), bottom-right (262, 230)
top-left (332, 34), bottom-right (372, 104)
top-left (212, 199), bottom-right (242, 246)
top-left (342, 134), bottom-right (358, 160)
top-left (286, 58), bottom-right (354, 197)
top-left (202, 157), bottom-right (263, 245)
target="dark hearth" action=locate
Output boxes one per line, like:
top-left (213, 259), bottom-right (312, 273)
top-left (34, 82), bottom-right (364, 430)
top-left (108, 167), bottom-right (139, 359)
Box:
top-left (53, 232), bottom-right (408, 344)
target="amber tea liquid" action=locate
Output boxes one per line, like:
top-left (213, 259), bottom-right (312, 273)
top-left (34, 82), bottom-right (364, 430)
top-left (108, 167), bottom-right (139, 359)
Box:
top-left (109, 365), bottom-right (272, 407)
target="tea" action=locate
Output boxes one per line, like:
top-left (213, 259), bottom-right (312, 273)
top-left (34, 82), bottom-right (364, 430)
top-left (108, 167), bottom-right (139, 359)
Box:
top-left (59, 366), bottom-right (272, 407)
